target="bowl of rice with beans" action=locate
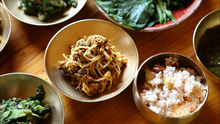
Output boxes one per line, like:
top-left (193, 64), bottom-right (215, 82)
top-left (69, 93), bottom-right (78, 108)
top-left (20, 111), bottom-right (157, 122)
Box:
top-left (133, 52), bottom-right (208, 124)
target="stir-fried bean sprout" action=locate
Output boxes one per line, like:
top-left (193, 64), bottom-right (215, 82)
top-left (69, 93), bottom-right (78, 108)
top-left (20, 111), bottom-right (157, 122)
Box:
top-left (58, 35), bottom-right (127, 96)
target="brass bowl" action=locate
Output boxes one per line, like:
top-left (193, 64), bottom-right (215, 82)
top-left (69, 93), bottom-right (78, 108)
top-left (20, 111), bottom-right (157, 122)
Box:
top-left (0, 73), bottom-right (65, 124)
top-left (133, 52), bottom-right (208, 124)
top-left (2, 0), bottom-right (87, 26)
top-left (0, 3), bottom-right (11, 52)
top-left (193, 9), bottom-right (220, 81)
top-left (93, 0), bottom-right (202, 32)
top-left (44, 19), bottom-right (139, 102)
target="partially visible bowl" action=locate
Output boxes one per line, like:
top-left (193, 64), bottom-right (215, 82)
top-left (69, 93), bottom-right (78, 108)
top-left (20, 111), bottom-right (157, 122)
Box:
top-left (133, 52), bottom-right (208, 124)
top-left (0, 3), bottom-right (11, 52)
top-left (94, 0), bottom-right (202, 32)
top-left (2, 0), bottom-right (87, 26)
top-left (193, 9), bottom-right (220, 81)
top-left (0, 73), bottom-right (64, 124)
top-left (44, 19), bottom-right (139, 102)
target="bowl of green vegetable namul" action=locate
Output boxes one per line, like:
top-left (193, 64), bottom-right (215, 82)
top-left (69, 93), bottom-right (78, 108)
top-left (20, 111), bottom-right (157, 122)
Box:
top-left (0, 73), bottom-right (64, 124)
top-left (2, 0), bottom-right (87, 26)
top-left (94, 0), bottom-right (202, 32)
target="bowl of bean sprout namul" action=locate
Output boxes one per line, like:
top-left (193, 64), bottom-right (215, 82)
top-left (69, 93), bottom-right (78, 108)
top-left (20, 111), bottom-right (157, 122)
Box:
top-left (44, 19), bottom-right (139, 102)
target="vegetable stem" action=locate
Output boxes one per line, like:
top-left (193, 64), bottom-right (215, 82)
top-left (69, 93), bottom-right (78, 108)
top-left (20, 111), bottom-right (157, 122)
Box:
top-left (157, 0), bottom-right (179, 24)
top-left (156, 3), bottom-right (164, 24)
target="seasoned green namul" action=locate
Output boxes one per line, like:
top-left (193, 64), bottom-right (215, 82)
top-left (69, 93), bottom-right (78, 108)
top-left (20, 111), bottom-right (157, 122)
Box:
top-left (18, 0), bottom-right (78, 21)
top-left (0, 85), bottom-right (51, 124)
top-left (95, 0), bottom-right (190, 31)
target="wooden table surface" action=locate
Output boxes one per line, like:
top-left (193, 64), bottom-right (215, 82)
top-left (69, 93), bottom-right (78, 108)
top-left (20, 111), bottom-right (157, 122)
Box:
top-left (0, 0), bottom-right (219, 123)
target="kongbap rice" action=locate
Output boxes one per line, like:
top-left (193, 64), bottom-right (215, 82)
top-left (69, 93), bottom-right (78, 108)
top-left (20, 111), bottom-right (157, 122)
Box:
top-left (139, 57), bottom-right (207, 117)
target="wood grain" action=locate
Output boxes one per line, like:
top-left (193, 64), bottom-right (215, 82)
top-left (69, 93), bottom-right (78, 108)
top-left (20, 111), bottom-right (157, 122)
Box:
top-left (0, 0), bottom-right (219, 123)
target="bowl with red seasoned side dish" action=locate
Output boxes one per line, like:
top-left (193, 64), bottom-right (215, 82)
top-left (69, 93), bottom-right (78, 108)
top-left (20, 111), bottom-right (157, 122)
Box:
top-left (133, 52), bottom-right (208, 124)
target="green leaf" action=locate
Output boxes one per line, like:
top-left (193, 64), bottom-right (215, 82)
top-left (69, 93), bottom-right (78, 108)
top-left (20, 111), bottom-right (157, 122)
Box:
top-left (0, 104), bottom-right (6, 117)
top-left (27, 85), bottom-right (44, 102)
top-left (95, 0), bottom-right (155, 31)
top-left (25, 100), bottom-right (41, 110)
top-left (7, 109), bottom-right (32, 120)
top-left (33, 104), bottom-right (51, 116)
top-left (95, 0), bottom-right (112, 13)
top-left (17, 100), bottom-right (28, 109)
top-left (1, 110), bottom-right (11, 123)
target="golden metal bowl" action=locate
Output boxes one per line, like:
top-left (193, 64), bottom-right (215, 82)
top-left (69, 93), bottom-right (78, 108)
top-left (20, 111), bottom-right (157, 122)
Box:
top-left (193, 9), bottom-right (220, 81)
top-left (133, 52), bottom-right (208, 124)
top-left (0, 73), bottom-right (65, 124)
top-left (2, 0), bottom-right (87, 26)
top-left (44, 19), bottom-right (139, 102)
top-left (0, 3), bottom-right (11, 52)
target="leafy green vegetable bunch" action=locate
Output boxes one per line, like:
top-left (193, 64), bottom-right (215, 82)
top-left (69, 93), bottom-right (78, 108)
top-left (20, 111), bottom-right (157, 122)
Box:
top-left (18, 0), bottom-right (78, 21)
top-left (95, 0), bottom-right (190, 31)
top-left (0, 85), bottom-right (51, 124)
